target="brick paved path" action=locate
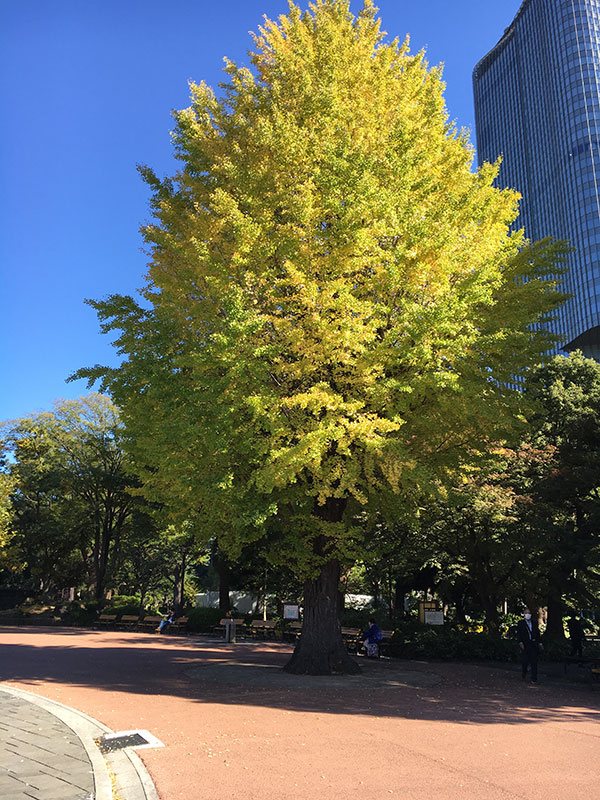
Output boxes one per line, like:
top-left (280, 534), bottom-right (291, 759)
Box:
top-left (0, 689), bottom-right (93, 800)
top-left (2, 627), bottom-right (599, 800)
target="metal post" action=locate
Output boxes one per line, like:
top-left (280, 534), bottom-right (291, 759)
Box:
top-left (225, 620), bottom-right (236, 643)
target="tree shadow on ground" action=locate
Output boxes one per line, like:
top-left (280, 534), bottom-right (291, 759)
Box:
top-left (1, 626), bottom-right (598, 727)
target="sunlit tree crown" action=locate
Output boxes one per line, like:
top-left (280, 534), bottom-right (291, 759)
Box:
top-left (77, 0), bottom-right (566, 565)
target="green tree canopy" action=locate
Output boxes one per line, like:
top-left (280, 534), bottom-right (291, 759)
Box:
top-left (75, 0), bottom-right (567, 672)
top-left (1, 394), bottom-right (134, 601)
top-left (523, 352), bottom-right (600, 637)
top-left (392, 354), bottom-right (600, 637)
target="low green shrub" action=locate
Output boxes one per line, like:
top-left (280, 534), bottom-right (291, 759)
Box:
top-left (585, 641), bottom-right (600, 658)
top-left (390, 625), bottom-right (457, 659)
top-left (388, 624), bottom-right (517, 662)
top-left (539, 637), bottom-right (570, 661)
top-left (185, 606), bottom-right (224, 633)
top-left (61, 601), bottom-right (99, 626)
top-left (341, 608), bottom-right (375, 629)
top-left (0, 606), bottom-right (26, 618)
top-left (341, 608), bottom-right (404, 629)
top-left (104, 596), bottom-right (144, 619)
top-left (390, 617), bottom-right (424, 638)
top-left (457, 632), bottom-right (516, 661)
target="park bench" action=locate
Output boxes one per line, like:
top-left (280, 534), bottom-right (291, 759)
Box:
top-left (96, 614), bottom-right (117, 628)
top-left (342, 628), bottom-right (394, 656)
top-left (168, 616), bottom-right (188, 634)
top-left (249, 619), bottom-right (277, 638)
top-left (379, 630), bottom-right (394, 655)
top-left (341, 627), bottom-right (361, 652)
top-left (119, 614), bottom-right (140, 630)
top-left (285, 621), bottom-right (303, 641)
top-left (139, 615), bottom-right (162, 632)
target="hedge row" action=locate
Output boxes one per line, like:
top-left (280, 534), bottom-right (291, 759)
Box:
top-left (388, 624), bottom-right (517, 661)
top-left (10, 600), bottom-right (599, 663)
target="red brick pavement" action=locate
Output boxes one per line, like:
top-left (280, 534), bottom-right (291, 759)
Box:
top-left (1, 626), bottom-right (598, 800)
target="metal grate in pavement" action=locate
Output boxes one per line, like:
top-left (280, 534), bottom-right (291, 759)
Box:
top-left (96, 732), bottom-right (148, 753)
top-left (95, 729), bottom-right (164, 754)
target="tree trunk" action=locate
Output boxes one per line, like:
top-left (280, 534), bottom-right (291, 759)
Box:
top-left (139, 589), bottom-right (146, 618)
top-left (471, 559), bottom-right (500, 634)
top-left (371, 580), bottom-right (381, 610)
top-left (386, 571), bottom-right (393, 616)
top-left (545, 597), bottom-right (566, 641)
top-left (262, 565), bottom-right (268, 620)
top-left (172, 552), bottom-right (187, 616)
top-left (394, 580), bottom-right (406, 618)
top-left (217, 561), bottom-right (230, 613)
top-left (283, 498), bottom-right (360, 675)
top-left (93, 518), bottom-right (112, 603)
top-left (481, 594), bottom-right (500, 635)
top-left (455, 603), bottom-right (467, 625)
top-left (211, 541), bottom-right (231, 612)
top-left (284, 559), bottom-right (360, 675)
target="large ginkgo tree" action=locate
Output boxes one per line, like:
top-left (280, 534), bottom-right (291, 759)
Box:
top-left (75, 0), bottom-right (566, 673)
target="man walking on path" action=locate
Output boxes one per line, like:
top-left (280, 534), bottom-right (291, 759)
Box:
top-left (517, 607), bottom-right (542, 683)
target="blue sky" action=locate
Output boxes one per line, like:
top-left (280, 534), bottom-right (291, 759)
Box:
top-left (0, 0), bottom-right (523, 422)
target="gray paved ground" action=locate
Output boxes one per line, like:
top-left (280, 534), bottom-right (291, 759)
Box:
top-left (0, 689), bottom-right (94, 800)
top-left (0, 684), bottom-right (159, 800)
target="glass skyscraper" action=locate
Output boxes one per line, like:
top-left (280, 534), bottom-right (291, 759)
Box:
top-left (473, 0), bottom-right (600, 359)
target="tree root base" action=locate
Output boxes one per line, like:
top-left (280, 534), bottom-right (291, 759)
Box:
top-left (283, 648), bottom-right (362, 676)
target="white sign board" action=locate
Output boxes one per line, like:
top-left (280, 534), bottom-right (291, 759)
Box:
top-left (283, 604), bottom-right (300, 620)
top-left (424, 611), bottom-right (444, 626)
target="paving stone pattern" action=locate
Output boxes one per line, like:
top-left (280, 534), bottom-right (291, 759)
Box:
top-left (0, 689), bottom-right (94, 800)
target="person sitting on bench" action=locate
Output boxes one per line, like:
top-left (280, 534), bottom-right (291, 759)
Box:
top-left (362, 618), bottom-right (383, 658)
top-left (158, 610), bottom-right (176, 634)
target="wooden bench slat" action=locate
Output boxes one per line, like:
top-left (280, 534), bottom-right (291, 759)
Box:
top-left (138, 616), bottom-right (162, 629)
top-left (248, 619), bottom-right (277, 638)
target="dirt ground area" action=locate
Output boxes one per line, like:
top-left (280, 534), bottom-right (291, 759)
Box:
top-left (1, 626), bottom-right (598, 800)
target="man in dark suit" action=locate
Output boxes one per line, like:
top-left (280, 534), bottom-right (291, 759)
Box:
top-left (517, 607), bottom-right (542, 683)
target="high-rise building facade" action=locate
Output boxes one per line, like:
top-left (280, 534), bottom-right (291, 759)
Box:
top-left (473, 0), bottom-right (600, 358)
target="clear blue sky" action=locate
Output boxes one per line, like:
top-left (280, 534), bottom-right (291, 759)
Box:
top-left (0, 0), bottom-right (522, 422)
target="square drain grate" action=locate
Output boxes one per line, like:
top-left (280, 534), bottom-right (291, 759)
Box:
top-left (96, 732), bottom-right (148, 753)
top-left (95, 729), bottom-right (164, 753)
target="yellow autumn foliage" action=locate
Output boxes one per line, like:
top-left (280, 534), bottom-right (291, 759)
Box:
top-left (78, 0), bottom-right (567, 569)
